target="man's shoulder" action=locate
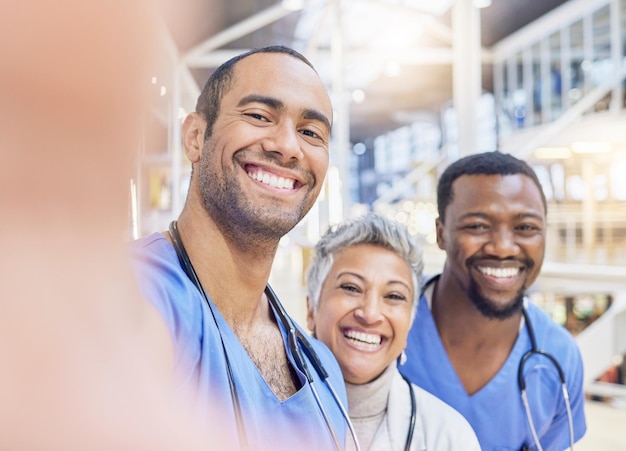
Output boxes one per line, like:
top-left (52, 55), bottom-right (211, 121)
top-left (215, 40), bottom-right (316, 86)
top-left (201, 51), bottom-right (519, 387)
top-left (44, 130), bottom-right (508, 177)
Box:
top-left (130, 232), bottom-right (200, 321)
top-left (130, 232), bottom-right (168, 256)
top-left (130, 232), bottom-right (180, 276)
top-left (525, 299), bottom-right (582, 355)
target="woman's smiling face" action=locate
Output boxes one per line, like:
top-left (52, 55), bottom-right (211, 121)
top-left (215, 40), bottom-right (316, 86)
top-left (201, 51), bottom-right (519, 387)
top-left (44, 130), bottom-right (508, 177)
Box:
top-left (307, 244), bottom-right (415, 384)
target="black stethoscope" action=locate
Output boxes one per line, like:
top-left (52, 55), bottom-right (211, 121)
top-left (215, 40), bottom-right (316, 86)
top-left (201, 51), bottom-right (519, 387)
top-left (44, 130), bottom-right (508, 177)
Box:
top-left (168, 221), bottom-right (360, 451)
top-left (400, 372), bottom-right (417, 451)
top-left (421, 276), bottom-right (575, 451)
top-left (519, 306), bottom-right (575, 451)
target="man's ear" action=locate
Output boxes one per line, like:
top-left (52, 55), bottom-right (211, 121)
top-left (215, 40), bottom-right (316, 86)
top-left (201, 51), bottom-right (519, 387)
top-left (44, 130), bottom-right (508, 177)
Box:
top-left (181, 112), bottom-right (206, 164)
top-left (435, 217), bottom-right (445, 250)
top-left (305, 296), bottom-right (316, 335)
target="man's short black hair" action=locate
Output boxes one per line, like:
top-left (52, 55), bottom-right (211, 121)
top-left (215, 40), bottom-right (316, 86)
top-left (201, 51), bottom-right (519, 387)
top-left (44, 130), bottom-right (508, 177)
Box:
top-left (437, 151), bottom-right (547, 223)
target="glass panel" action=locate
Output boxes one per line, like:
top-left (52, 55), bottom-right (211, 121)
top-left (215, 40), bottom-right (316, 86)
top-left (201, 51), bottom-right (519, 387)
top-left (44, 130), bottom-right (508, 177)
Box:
top-left (388, 126), bottom-right (411, 173)
top-left (374, 135), bottom-right (388, 173)
top-left (623, 0), bottom-right (626, 60)
top-left (500, 60), bottom-right (513, 135)
top-left (568, 20), bottom-right (585, 108)
top-left (619, 0), bottom-right (626, 108)
top-left (512, 52), bottom-right (526, 129)
top-left (531, 42), bottom-right (542, 125)
top-left (592, 4), bottom-right (612, 111)
top-left (549, 31), bottom-right (562, 119)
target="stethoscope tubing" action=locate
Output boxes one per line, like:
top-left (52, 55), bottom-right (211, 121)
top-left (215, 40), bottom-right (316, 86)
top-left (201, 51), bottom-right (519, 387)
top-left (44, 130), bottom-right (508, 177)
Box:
top-left (400, 372), bottom-right (417, 451)
top-left (519, 307), bottom-right (575, 451)
top-left (169, 221), bottom-right (250, 450)
top-left (264, 283), bottom-right (360, 451)
top-left (420, 275), bottom-right (575, 451)
top-left (168, 221), bottom-right (360, 451)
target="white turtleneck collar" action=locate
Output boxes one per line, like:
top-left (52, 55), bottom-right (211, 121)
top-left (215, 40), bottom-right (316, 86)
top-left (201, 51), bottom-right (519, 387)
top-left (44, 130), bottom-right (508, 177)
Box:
top-left (345, 361), bottom-right (397, 451)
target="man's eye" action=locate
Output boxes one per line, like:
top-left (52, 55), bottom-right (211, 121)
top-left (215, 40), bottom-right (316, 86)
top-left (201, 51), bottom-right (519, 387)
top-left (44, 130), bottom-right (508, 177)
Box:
top-left (517, 224), bottom-right (541, 232)
top-left (300, 129), bottom-right (321, 139)
top-left (465, 224), bottom-right (488, 230)
top-left (245, 113), bottom-right (268, 121)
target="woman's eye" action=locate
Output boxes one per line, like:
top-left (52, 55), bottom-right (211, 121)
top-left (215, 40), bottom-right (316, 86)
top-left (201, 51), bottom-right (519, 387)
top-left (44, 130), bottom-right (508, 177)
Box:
top-left (339, 284), bottom-right (359, 293)
top-left (387, 293), bottom-right (407, 302)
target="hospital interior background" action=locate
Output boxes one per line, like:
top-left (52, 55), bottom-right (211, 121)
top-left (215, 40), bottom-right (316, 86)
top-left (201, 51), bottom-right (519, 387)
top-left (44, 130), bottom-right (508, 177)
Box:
top-left (135, 0), bottom-right (626, 448)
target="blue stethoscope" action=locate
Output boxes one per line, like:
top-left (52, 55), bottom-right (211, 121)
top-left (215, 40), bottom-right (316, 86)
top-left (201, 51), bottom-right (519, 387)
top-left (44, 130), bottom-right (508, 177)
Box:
top-left (422, 275), bottom-right (575, 451)
top-left (168, 221), bottom-right (360, 451)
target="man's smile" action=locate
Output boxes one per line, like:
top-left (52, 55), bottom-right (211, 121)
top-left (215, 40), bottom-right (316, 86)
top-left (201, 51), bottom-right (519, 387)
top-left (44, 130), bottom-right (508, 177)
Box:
top-left (246, 166), bottom-right (296, 190)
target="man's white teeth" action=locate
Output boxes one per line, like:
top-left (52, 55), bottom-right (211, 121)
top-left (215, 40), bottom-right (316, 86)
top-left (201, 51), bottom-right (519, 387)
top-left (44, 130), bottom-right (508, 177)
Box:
top-left (248, 170), bottom-right (294, 189)
top-left (345, 330), bottom-right (382, 347)
top-left (479, 267), bottom-right (519, 278)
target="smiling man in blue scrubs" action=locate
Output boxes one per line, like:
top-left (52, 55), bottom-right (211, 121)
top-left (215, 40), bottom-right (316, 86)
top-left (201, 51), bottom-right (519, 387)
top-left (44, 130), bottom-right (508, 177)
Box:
top-left (132, 46), bottom-right (350, 450)
top-left (401, 151), bottom-right (586, 450)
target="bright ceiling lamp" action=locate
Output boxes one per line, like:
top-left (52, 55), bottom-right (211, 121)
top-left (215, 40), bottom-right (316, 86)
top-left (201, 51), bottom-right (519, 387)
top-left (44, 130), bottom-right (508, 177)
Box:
top-left (385, 61), bottom-right (401, 77)
top-left (351, 89), bottom-right (366, 103)
top-left (571, 142), bottom-right (613, 154)
top-left (534, 147), bottom-right (572, 159)
top-left (282, 0), bottom-right (304, 11)
top-left (403, 0), bottom-right (453, 16)
top-left (473, 0), bottom-right (493, 8)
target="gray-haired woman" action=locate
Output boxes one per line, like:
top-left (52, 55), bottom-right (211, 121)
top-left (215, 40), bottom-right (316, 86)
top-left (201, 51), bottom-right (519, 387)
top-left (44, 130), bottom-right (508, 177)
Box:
top-left (306, 213), bottom-right (480, 451)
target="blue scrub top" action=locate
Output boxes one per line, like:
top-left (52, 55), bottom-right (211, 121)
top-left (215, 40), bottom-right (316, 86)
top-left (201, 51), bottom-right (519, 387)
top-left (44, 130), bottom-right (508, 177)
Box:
top-left (132, 233), bottom-right (348, 451)
top-left (400, 286), bottom-right (587, 451)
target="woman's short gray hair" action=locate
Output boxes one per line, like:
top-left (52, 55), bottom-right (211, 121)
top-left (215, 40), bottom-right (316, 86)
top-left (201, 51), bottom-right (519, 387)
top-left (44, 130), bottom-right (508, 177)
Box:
top-left (305, 213), bottom-right (424, 319)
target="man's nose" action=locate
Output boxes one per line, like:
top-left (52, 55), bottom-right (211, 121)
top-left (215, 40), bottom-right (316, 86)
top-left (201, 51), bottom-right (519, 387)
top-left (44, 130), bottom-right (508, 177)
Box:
top-left (263, 122), bottom-right (303, 161)
top-left (484, 226), bottom-right (521, 258)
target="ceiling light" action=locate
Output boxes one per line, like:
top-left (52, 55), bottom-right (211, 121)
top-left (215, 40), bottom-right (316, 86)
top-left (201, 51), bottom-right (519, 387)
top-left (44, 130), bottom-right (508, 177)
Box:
top-left (353, 142), bottom-right (367, 155)
top-left (351, 89), bottom-right (366, 103)
top-left (385, 61), bottom-right (401, 77)
top-left (533, 147), bottom-right (572, 159)
top-left (571, 142), bottom-right (613, 154)
top-left (404, 0), bottom-right (453, 16)
top-left (473, 0), bottom-right (492, 8)
top-left (282, 0), bottom-right (304, 11)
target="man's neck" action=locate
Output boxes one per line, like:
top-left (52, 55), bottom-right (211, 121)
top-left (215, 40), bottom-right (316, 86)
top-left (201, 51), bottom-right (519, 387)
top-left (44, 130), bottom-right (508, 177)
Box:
top-left (432, 270), bottom-right (522, 339)
top-left (431, 270), bottom-right (523, 395)
top-left (171, 211), bottom-right (299, 400)
top-left (173, 211), bottom-right (277, 327)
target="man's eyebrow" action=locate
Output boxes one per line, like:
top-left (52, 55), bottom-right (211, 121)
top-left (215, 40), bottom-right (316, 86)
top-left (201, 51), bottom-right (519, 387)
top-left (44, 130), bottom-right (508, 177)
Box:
top-left (237, 94), bottom-right (331, 131)
top-left (516, 212), bottom-right (545, 221)
top-left (238, 94), bottom-right (284, 110)
top-left (457, 211), bottom-right (545, 221)
top-left (458, 212), bottom-right (489, 221)
top-left (303, 109), bottom-right (331, 132)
